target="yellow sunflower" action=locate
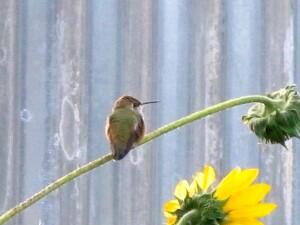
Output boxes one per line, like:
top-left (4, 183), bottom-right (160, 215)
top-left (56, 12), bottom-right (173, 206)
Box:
top-left (163, 166), bottom-right (276, 225)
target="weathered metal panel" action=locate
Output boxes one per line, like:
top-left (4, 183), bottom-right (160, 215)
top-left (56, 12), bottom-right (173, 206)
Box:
top-left (0, 0), bottom-right (299, 224)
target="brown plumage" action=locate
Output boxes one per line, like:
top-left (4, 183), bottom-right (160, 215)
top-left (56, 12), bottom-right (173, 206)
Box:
top-left (106, 96), bottom-right (145, 160)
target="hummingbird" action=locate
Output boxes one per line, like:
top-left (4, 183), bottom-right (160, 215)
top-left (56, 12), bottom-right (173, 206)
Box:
top-left (106, 96), bottom-right (159, 160)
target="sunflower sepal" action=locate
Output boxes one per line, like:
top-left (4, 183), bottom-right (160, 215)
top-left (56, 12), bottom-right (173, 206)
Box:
top-left (174, 193), bottom-right (226, 225)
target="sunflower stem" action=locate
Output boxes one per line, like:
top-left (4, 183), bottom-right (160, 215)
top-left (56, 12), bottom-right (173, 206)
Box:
top-left (176, 209), bottom-right (200, 225)
top-left (139, 95), bottom-right (278, 145)
top-left (0, 94), bottom-right (277, 224)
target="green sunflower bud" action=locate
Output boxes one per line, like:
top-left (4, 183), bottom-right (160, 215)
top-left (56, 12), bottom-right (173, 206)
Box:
top-left (242, 85), bottom-right (300, 146)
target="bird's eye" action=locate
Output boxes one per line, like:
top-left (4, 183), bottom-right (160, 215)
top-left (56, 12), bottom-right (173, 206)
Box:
top-left (133, 101), bottom-right (142, 107)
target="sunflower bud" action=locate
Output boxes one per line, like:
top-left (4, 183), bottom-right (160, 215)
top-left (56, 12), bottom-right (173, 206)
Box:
top-left (242, 85), bottom-right (300, 146)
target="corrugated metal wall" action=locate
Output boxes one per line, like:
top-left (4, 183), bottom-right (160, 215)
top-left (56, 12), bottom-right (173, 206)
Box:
top-left (0, 0), bottom-right (299, 224)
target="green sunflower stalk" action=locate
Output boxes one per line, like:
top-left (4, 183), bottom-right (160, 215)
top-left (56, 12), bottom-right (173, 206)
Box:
top-left (163, 166), bottom-right (276, 225)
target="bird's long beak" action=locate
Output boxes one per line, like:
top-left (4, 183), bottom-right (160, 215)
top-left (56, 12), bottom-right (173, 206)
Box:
top-left (141, 100), bottom-right (160, 105)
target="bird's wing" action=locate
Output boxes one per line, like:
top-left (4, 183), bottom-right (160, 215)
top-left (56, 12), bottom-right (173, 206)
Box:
top-left (133, 114), bottom-right (145, 144)
top-left (106, 110), bottom-right (137, 144)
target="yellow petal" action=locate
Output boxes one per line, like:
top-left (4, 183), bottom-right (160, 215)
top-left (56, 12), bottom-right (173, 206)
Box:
top-left (164, 200), bottom-right (180, 213)
top-left (214, 167), bottom-right (241, 200)
top-left (194, 172), bottom-right (204, 190)
top-left (224, 218), bottom-right (264, 225)
top-left (166, 216), bottom-right (177, 225)
top-left (164, 211), bottom-right (172, 218)
top-left (201, 165), bottom-right (216, 191)
top-left (215, 168), bottom-right (259, 200)
top-left (165, 213), bottom-right (177, 225)
top-left (235, 169), bottom-right (259, 190)
top-left (188, 179), bottom-right (198, 197)
top-left (224, 183), bottom-right (271, 212)
top-left (228, 203), bottom-right (277, 219)
top-left (174, 180), bottom-right (189, 200)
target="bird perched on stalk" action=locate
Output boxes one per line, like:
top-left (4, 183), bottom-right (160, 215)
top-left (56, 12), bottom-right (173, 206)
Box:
top-left (106, 96), bottom-right (159, 160)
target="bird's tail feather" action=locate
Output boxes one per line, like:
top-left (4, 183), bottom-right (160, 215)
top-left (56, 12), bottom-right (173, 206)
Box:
top-left (111, 144), bottom-right (132, 160)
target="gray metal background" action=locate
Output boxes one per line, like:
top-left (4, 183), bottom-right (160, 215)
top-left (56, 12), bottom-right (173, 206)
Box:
top-left (0, 0), bottom-right (299, 224)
